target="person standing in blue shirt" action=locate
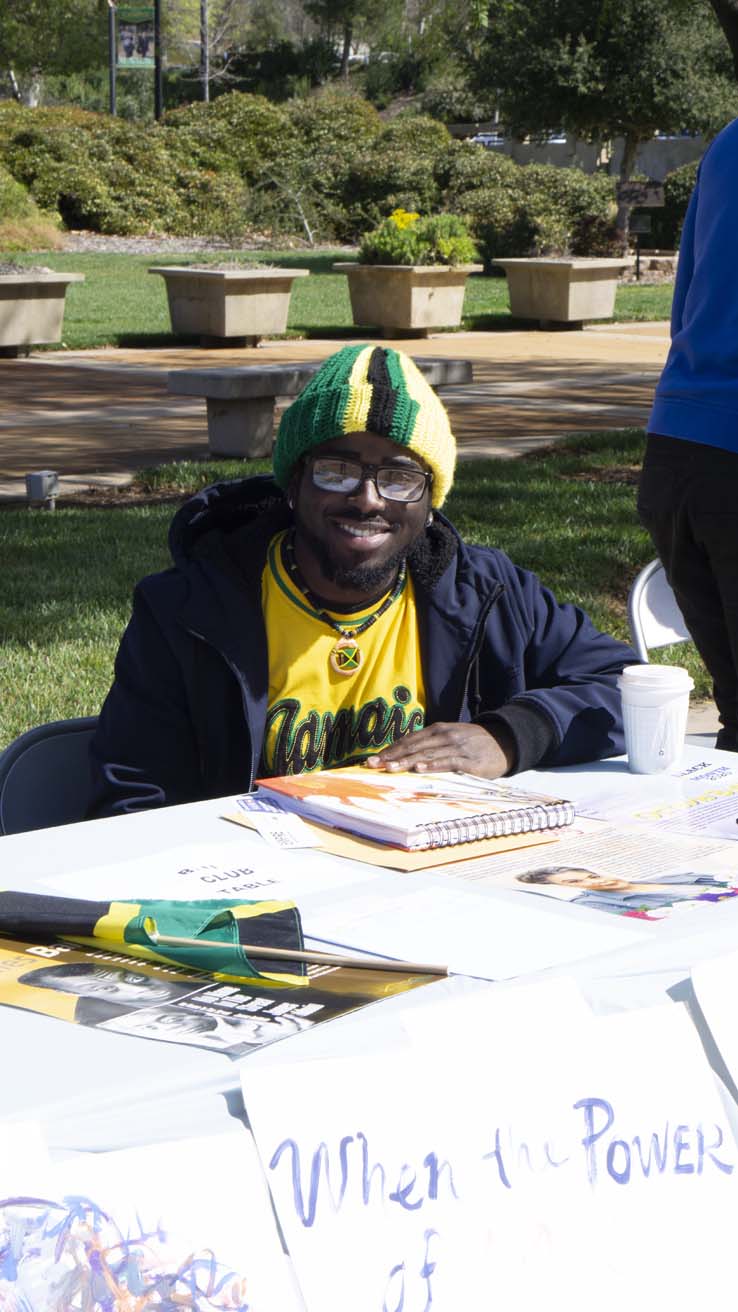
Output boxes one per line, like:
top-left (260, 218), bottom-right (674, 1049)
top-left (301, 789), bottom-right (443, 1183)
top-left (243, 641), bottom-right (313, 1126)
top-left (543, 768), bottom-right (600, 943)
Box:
top-left (638, 117), bottom-right (738, 752)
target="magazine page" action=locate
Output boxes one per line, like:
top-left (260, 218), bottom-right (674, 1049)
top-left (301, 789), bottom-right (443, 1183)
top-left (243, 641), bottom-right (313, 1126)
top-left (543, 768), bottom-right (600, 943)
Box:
top-left (257, 767), bottom-right (572, 845)
top-left (576, 756), bottom-right (738, 841)
top-left (0, 937), bottom-right (436, 1059)
top-left (429, 818), bottom-right (738, 924)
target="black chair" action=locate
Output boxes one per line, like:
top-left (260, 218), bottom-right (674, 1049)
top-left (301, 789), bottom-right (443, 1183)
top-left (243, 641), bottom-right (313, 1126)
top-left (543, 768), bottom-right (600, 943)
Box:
top-left (0, 717), bottom-right (98, 836)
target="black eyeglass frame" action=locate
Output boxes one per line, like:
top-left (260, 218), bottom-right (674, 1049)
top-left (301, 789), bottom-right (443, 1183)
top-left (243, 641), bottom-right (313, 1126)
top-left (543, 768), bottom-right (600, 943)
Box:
top-left (309, 456), bottom-right (433, 504)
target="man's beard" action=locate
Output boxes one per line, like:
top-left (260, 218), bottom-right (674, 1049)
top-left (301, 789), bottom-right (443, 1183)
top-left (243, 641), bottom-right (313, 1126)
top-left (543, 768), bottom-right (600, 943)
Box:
top-left (296, 519), bottom-right (412, 595)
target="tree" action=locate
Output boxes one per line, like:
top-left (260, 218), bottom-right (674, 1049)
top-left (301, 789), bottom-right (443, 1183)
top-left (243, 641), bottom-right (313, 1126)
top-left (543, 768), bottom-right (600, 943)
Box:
top-left (0, 0), bottom-right (105, 105)
top-left (164, 0), bottom-right (248, 100)
top-left (303, 0), bottom-right (396, 77)
top-left (706, 0), bottom-right (738, 77)
top-left (474, 0), bottom-right (738, 241)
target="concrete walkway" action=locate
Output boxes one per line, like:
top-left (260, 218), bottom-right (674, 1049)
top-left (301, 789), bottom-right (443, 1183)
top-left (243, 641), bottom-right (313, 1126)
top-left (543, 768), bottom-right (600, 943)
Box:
top-left (0, 321), bottom-right (671, 499)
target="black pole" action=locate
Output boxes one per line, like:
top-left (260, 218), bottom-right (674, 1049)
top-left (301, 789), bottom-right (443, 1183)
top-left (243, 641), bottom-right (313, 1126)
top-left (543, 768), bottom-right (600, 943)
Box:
top-left (108, 3), bottom-right (117, 115)
top-left (154, 0), bottom-right (163, 119)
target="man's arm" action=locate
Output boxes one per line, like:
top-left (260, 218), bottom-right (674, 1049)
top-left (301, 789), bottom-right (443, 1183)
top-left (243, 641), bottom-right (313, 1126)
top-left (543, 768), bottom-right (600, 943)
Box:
top-left (88, 583), bottom-right (204, 817)
top-left (369, 553), bottom-right (635, 778)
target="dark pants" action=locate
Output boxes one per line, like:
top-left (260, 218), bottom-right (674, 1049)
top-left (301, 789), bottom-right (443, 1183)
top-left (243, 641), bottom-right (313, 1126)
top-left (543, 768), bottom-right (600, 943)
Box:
top-left (637, 433), bottom-right (738, 751)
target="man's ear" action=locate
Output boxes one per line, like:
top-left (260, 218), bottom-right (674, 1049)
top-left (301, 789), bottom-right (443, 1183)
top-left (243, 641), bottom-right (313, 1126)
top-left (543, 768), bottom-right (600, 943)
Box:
top-left (286, 460), bottom-right (304, 511)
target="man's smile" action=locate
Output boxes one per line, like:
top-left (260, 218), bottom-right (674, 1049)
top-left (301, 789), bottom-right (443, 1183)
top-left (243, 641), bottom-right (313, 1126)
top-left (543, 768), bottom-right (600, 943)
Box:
top-left (329, 515), bottom-right (396, 544)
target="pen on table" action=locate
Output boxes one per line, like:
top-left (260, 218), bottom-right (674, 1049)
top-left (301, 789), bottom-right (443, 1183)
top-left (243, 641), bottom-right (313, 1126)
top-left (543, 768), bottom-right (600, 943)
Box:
top-left (148, 930), bottom-right (448, 977)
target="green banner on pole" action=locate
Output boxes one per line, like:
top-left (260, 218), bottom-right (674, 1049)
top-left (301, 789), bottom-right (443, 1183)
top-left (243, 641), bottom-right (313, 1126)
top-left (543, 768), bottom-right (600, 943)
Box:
top-left (116, 4), bottom-right (155, 68)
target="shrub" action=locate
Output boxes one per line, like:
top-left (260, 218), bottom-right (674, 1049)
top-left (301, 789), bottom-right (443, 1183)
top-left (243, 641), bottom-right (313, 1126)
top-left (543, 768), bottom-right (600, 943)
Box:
top-left (420, 81), bottom-right (498, 126)
top-left (0, 162), bottom-right (62, 251)
top-left (224, 38), bottom-right (339, 101)
top-left (358, 207), bottom-right (478, 265)
top-left (438, 139), bottom-right (521, 205)
top-left (449, 155), bottom-right (618, 266)
top-left (365, 53), bottom-right (426, 108)
top-left (261, 92), bottom-right (384, 241)
top-left (342, 114), bottom-right (451, 238)
top-left (0, 101), bottom-right (252, 237)
top-left (649, 160), bottom-right (698, 249)
top-left (519, 165), bottom-right (618, 256)
top-left (162, 92), bottom-right (291, 180)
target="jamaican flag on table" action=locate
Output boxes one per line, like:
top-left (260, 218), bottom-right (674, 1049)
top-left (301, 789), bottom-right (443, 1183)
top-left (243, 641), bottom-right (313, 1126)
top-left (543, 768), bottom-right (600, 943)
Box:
top-left (0, 891), bottom-right (306, 986)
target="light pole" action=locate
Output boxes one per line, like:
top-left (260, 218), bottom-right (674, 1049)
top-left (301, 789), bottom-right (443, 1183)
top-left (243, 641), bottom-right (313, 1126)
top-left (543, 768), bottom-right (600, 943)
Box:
top-left (154, 0), bottom-right (163, 119)
top-left (108, 0), bottom-right (117, 114)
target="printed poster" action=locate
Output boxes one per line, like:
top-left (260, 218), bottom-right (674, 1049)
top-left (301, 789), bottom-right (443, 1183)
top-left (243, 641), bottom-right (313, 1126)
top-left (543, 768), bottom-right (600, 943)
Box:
top-left (0, 936), bottom-right (435, 1059)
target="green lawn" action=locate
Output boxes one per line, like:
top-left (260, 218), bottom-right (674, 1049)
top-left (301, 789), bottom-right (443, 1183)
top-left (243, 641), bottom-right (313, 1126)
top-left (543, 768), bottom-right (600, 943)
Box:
top-left (0, 428), bottom-right (706, 750)
top-left (9, 251), bottom-right (674, 349)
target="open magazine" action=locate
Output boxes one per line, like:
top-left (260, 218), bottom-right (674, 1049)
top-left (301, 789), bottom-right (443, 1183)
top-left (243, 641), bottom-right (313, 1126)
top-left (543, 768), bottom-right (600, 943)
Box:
top-left (256, 766), bottom-right (575, 850)
top-left (0, 937), bottom-right (437, 1059)
top-left (420, 817), bottom-right (738, 924)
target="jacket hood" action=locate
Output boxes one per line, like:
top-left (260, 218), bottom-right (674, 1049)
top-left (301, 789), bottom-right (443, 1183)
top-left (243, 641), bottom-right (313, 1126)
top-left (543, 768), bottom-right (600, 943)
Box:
top-left (168, 474), bottom-right (287, 569)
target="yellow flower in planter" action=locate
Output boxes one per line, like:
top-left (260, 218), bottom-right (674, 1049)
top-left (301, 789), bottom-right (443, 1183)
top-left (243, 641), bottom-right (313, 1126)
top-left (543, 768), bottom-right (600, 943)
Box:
top-left (389, 208), bottom-right (420, 230)
top-left (359, 211), bottom-right (479, 267)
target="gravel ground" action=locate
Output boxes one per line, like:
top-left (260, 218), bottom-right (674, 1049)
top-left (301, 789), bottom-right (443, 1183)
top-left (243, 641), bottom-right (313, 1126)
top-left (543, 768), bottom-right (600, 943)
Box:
top-left (61, 230), bottom-right (355, 255)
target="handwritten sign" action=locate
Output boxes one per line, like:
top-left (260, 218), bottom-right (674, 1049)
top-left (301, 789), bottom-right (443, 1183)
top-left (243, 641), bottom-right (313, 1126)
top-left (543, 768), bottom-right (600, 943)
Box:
top-left (1, 1131), bottom-right (303, 1312)
top-left (242, 988), bottom-right (738, 1311)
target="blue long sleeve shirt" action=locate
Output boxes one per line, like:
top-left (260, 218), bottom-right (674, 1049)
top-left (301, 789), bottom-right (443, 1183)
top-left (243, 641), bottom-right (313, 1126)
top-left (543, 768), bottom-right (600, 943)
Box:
top-left (648, 116), bottom-right (738, 453)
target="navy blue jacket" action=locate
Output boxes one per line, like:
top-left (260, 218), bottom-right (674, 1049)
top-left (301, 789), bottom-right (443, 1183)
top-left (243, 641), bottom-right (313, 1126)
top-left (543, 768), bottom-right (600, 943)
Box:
top-left (89, 476), bottom-right (635, 817)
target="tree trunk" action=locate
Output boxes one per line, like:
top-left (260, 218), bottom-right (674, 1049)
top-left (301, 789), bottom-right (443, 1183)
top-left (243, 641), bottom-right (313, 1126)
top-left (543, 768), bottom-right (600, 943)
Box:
top-left (339, 22), bottom-right (352, 78)
top-left (200, 0), bottom-right (210, 101)
top-left (614, 132), bottom-right (641, 250)
top-left (707, 0), bottom-right (738, 78)
top-left (7, 68), bottom-right (22, 102)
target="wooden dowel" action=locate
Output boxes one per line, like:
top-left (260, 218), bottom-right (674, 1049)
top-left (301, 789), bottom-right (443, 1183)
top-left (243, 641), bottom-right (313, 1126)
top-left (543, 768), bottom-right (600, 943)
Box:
top-left (148, 930), bottom-right (448, 977)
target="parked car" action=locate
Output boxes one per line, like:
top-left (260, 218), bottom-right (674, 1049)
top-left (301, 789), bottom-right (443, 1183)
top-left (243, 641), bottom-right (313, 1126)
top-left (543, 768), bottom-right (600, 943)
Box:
top-left (469, 131), bottom-right (506, 148)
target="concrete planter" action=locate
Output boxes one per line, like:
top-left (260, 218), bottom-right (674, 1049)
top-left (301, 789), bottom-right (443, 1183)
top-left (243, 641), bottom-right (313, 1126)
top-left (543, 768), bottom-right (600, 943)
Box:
top-left (0, 271), bottom-right (84, 356)
top-left (333, 263), bottom-right (483, 337)
top-left (494, 258), bottom-right (629, 326)
top-left (149, 266), bottom-right (310, 346)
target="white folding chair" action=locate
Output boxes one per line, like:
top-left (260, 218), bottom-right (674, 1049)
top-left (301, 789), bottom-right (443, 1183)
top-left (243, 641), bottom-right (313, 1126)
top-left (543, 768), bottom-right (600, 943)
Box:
top-left (627, 559), bottom-right (714, 746)
top-left (627, 558), bottom-right (690, 663)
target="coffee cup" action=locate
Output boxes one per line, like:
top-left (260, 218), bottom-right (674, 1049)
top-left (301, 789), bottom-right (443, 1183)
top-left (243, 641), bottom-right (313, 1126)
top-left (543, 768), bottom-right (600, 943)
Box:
top-left (617, 663), bottom-right (694, 774)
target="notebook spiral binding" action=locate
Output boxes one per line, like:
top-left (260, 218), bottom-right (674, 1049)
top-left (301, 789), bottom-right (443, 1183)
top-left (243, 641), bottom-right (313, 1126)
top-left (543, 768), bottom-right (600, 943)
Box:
top-left (419, 800), bottom-right (576, 849)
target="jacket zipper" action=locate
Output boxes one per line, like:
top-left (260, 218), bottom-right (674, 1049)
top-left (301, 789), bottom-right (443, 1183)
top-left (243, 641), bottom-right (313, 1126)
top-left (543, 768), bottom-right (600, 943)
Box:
top-left (456, 582), bottom-right (504, 719)
top-left (186, 627), bottom-right (258, 792)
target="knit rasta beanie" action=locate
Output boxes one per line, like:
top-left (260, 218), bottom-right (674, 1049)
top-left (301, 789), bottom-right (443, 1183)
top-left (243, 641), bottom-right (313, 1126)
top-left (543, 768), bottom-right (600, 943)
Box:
top-left (272, 343), bottom-right (456, 508)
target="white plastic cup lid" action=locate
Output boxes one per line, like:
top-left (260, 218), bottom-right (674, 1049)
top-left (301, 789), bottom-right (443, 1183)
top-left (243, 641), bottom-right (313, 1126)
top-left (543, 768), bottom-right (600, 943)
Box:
top-left (619, 663), bottom-right (692, 686)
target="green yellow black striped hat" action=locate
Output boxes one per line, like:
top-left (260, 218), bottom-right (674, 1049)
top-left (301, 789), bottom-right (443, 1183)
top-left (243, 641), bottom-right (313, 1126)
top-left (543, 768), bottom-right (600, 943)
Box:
top-left (273, 344), bottom-right (456, 507)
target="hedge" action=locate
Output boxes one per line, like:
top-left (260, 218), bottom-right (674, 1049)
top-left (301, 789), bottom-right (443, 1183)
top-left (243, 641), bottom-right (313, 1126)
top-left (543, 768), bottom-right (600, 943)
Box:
top-left (648, 160), bottom-right (699, 249)
top-left (0, 93), bottom-right (697, 254)
top-left (0, 159), bottom-right (62, 251)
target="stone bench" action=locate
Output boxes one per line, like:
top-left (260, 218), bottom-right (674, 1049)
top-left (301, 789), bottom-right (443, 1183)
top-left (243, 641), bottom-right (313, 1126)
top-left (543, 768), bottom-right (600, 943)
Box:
top-left (166, 357), bottom-right (474, 457)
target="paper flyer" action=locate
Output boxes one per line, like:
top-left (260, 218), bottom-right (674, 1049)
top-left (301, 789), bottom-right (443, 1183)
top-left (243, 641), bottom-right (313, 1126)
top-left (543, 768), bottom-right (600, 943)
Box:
top-left (0, 936), bottom-right (435, 1059)
top-left (420, 819), bottom-right (738, 923)
top-left (577, 756), bottom-right (738, 841)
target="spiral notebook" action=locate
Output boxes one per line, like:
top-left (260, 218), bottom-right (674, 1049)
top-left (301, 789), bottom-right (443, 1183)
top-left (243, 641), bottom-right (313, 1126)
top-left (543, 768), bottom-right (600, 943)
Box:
top-left (255, 766), bottom-right (575, 851)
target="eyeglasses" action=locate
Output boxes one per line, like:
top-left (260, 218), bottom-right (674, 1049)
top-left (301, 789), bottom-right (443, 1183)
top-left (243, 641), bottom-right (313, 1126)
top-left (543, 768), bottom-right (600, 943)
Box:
top-left (310, 457), bottom-right (432, 503)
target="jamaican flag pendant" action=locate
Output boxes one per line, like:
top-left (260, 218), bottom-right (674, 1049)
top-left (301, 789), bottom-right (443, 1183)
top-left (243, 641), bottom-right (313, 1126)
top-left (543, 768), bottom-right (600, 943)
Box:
top-left (330, 634), bottom-right (363, 675)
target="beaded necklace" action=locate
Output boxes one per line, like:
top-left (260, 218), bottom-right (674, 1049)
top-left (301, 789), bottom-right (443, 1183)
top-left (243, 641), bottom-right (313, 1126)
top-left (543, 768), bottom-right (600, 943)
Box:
top-left (282, 531), bottom-right (407, 676)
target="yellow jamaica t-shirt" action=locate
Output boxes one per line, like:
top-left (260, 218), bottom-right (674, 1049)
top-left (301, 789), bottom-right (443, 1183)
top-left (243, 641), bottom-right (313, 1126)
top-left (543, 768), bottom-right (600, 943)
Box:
top-left (260, 531), bottom-right (426, 776)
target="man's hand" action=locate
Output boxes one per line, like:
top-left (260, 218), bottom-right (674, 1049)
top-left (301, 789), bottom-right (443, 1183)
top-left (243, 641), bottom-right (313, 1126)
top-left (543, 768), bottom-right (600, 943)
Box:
top-left (365, 723), bottom-right (516, 779)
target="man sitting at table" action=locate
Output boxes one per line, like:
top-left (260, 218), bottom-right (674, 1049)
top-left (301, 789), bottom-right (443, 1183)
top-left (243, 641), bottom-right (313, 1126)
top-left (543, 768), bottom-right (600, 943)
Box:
top-left (89, 343), bottom-right (637, 817)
